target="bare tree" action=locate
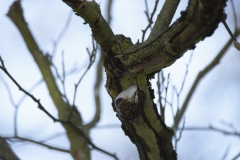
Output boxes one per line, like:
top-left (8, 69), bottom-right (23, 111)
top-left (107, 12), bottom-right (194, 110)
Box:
top-left (0, 0), bottom-right (240, 160)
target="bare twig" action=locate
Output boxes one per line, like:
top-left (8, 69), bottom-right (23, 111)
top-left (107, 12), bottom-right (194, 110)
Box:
top-left (229, 0), bottom-right (238, 30)
top-left (173, 30), bottom-right (240, 129)
top-left (144, 0), bottom-right (150, 20)
top-left (158, 73), bottom-right (170, 122)
top-left (60, 51), bottom-right (69, 103)
top-left (85, 0), bottom-right (113, 130)
top-left (0, 56), bottom-right (118, 160)
top-left (167, 51), bottom-right (193, 127)
top-left (222, 20), bottom-right (237, 41)
top-left (6, 2), bottom-right (118, 159)
top-left (40, 132), bottom-right (66, 143)
top-left (0, 76), bottom-right (19, 135)
top-left (0, 56), bottom-right (60, 121)
top-left (174, 118), bottom-right (185, 151)
top-left (220, 120), bottom-right (238, 132)
top-left (222, 20), bottom-right (240, 50)
top-left (142, 0), bottom-right (159, 42)
top-left (178, 51), bottom-right (193, 95)
top-left (180, 125), bottom-right (240, 137)
top-left (64, 62), bottom-right (86, 76)
top-left (50, 51), bottom-right (69, 103)
top-left (51, 12), bottom-right (72, 58)
top-left (163, 74), bottom-right (170, 120)
top-left (231, 151), bottom-right (240, 160)
top-left (220, 144), bottom-right (231, 160)
top-left (68, 37), bottom-right (98, 120)
top-left (4, 135), bottom-right (70, 153)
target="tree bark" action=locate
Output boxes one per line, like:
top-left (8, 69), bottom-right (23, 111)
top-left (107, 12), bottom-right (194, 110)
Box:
top-left (0, 137), bottom-right (19, 160)
top-left (7, 2), bottom-right (90, 160)
top-left (62, 0), bottom-right (227, 159)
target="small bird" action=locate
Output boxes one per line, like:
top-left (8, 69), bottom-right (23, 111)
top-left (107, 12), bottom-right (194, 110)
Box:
top-left (114, 85), bottom-right (146, 121)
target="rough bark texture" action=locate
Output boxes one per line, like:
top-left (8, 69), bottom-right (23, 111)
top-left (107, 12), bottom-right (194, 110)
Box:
top-left (62, 0), bottom-right (227, 159)
top-left (4, 0), bottom-right (228, 159)
top-left (0, 137), bottom-right (19, 160)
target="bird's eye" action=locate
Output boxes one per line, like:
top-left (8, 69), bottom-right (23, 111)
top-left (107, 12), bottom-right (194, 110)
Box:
top-left (115, 98), bottom-right (123, 106)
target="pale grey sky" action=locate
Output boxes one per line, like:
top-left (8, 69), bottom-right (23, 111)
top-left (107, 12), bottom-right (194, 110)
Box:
top-left (0, 0), bottom-right (240, 160)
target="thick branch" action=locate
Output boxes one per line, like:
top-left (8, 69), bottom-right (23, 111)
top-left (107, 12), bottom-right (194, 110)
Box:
top-left (116, 0), bottom-right (226, 76)
top-left (0, 56), bottom-right (118, 160)
top-left (63, 0), bottom-right (115, 48)
top-left (173, 30), bottom-right (240, 129)
top-left (7, 1), bottom-right (89, 160)
top-left (0, 137), bottom-right (19, 160)
top-left (61, 0), bottom-right (228, 159)
top-left (85, 0), bottom-right (113, 129)
top-left (147, 0), bottom-right (180, 42)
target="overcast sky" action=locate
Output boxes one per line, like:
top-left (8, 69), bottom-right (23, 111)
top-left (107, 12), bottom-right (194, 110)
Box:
top-left (0, 0), bottom-right (240, 160)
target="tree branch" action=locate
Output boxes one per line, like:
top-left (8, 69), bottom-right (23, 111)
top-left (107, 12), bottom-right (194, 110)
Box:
top-left (147, 0), bottom-right (180, 42)
top-left (68, 37), bottom-right (97, 120)
top-left (63, 0), bottom-right (115, 48)
top-left (6, 1), bottom-right (103, 159)
top-left (173, 30), bottom-right (240, 129)
top-left (115, 0), bottom-right (227, 74)
top-left (231, 152), bottom-right (240, 160)
top-left (0, 137), bottom-right (19, 160)
top-left (4, 135), bottom-right (70, 153)
top-left (141, 0), bottom-right (160, 42)
top-left (0, 56), bottom-right (118, 160)
top-left (86, 0), bottom-right (113, 130)
top-left (180, 125), bottom-right (240, 137)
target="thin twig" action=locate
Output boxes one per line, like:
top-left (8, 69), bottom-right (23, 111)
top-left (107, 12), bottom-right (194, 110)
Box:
top-left (4, 135), bottom-right (70, 153)
top-left (229, 0), bottom-right (238, 30)
top-left (180, 125), bottom-right (240, 137)
top-left (220, 144), bottom-right (231, 160)
top-left (222, 20), bottom-right (237, 41)
top-left (231, 152), bottom-right (240, 160)
top-left (173, 30), bottom-right (240, 129)
top-left (220, 120), bottom-right (238, 132)
top-left (222, 18), bottom-right (240, 50)
top-left (0, 56), bottom-right (118, 160)
top-left (171, 51), bottom-right (193, 115)
top-left (162, 73), bottom-right (170, 121)
top-left (174, 117), bottom-right (185, 151)
top-left (174, 51), bottom-right (193, 115)
top-left (40, 132), bottom-right (66, 143)
top-left (68, 37), bottom-right (98, 120)
top-left (50, 51), bottom-right (69, 104)
top-left (170, 84), bottom-right (176, 122)
top-left (144, 0), bottom-right (150, 20)
top-left (142, 0), bottom-right (159, 42)
top-left (85, 0), bottom-right (113, 130)
top-left (157, 71), bottom-right (164, 120)
top-left (61, 51), bottom-right (69, 103)
top-left (0, 56), bottom-right (60, 121)
top-left (51, 12), bottom-right (72, 58)
top-left (0, 76), bottom-right (19, 135)
top-left (178, 51), bottom-right (193, 95)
